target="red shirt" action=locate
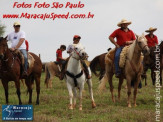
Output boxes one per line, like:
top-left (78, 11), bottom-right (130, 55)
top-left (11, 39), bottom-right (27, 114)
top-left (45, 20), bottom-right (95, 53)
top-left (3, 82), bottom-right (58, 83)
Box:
top-left (56, 49), bottom-right (62, 62)
top-left (25, 40), bottom-right (29, 51)
top-left (109, 28), bottom-right (136, 46)
top-left (145, 34), bottom-right (158, 47)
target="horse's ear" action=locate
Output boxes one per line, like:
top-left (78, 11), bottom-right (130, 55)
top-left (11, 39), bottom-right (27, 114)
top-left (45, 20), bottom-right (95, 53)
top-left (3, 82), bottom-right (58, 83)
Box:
top-left (4, 36), bottom-right (8, 40)
top-left (142, 33), bottom-right (145, 37)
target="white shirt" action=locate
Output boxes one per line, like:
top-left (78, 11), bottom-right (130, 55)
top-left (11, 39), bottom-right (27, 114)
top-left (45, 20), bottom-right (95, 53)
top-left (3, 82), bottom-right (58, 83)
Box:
top-left (7, 31), bottom-right (26, 50)
top-left (67, 43), bottom-right (85, 55)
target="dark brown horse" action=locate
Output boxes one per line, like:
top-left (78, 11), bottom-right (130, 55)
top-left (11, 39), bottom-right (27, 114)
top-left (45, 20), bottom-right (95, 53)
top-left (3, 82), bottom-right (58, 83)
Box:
top-left (143, 41), bottom-right (163, 86)
top-left (90, 48), bottom-right (111, 80)
top-left (0, 37), bottom-right (42, 105)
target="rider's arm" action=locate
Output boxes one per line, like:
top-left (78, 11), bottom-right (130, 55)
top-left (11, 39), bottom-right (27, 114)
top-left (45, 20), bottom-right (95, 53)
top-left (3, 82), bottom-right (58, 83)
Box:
top-left (15, 38), bottom-right (25, 49)
top-left (109, 30), bottom-right (120, 48)
top-left (109, 36), bottom-right (120, 48)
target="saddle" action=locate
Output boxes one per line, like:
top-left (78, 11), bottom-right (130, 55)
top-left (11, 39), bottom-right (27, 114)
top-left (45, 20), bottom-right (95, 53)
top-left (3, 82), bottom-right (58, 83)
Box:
top-left (105, 47), bottom-right (129, 68)
top-left (14, 49), bottom-right (35, 73)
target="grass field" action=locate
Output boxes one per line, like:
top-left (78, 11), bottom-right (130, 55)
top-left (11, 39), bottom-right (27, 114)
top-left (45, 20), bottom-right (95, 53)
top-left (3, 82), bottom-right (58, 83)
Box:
top-left (0, 71), bottom-right (162, 122)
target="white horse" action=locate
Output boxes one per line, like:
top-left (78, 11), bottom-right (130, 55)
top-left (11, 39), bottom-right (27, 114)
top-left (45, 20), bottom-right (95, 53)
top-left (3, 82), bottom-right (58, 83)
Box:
top-left (65, 44), bottom-right (96, 110)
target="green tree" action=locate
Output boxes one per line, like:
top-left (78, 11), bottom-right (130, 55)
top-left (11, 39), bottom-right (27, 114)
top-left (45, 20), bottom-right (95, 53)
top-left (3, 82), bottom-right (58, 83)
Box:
top-left (0, 22), bottom-right (5, 37)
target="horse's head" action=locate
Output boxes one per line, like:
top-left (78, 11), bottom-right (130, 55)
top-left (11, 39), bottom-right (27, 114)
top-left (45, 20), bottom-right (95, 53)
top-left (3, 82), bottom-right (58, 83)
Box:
top-left (71, 44), bottom-right (87, 60)
top-left (136, 33), bottom-right (150, 56)
top-left (0, 37), bottom-right (8, 60)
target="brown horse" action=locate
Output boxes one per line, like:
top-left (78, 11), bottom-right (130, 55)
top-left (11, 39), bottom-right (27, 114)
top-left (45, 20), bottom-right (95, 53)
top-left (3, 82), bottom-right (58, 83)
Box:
top-left (0, 37), bottom-right (42, 105)
top-left (90, 48), bottom-right (111, 80)
top-left (44, 61), bottom-right (60, 88)
top-left (143, 41), bottom-right (163, 86)
top-left (99, 34), bottom-right (150, 107)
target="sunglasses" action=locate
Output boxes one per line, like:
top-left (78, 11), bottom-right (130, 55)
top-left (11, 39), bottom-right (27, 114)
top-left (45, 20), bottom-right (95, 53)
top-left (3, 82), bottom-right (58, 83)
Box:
top-left (14, 25), bottom-right (20, 28)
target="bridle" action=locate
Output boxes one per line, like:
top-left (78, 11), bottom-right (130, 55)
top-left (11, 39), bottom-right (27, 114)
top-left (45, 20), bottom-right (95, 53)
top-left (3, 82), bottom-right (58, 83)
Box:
top-left (72, 48), bottom-right (85, 60)
top-left (136, 37), bottom-right (148, 52)
top-left (0, 45), bottom-right (15, 70)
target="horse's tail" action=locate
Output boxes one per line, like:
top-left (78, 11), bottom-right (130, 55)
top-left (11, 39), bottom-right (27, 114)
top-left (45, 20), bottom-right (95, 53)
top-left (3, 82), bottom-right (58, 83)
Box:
top-left (90, 56), bottom-right (100, 76)
top-left (44, 64), bottom-right (50, 87)
top-left (98, 73), bottom-right (108, 92)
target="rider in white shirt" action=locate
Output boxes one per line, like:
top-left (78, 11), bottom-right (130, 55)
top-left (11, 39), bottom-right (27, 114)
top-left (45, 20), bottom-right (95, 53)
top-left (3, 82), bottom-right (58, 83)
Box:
top-left (7, 22), bottom-right (28, 76)
top-left (60, 35), bottom-right (91, 80)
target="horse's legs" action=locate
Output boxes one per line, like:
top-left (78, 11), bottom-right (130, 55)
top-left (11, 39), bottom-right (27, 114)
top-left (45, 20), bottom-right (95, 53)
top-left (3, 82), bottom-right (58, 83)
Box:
top-left (2, 80), bottom-right (9, 104)
top-left (67, 82), bottom-right (73, 109)
top-left (161, 69), bottom-right (162, 86)
top-left (133, 76), bottom-right (141, 107)
top-left (108, 73), bottom-right (115, 103)
top-left (86, 79), bottom-right (96, 108)
top-left (26, 75), bottom-right (34, 104)
top-left (79, 85), bottom-right (84, 111)
top-left (126, 77), bottom-right (132, 107)
top-left (34, 74), bottom-right (41, 105)
top-left (49, 75), bottom-right (54, 88)
top-left (145, 75), bottom-right (147, 86)
top-left (118, 77), bottom-right (124, 102)
top-left (151, 69), bottom-right (155, 85)
top-left (15, 80), bottom-right (22, 105)
top-left (72, 87), bottom-right (77, 108)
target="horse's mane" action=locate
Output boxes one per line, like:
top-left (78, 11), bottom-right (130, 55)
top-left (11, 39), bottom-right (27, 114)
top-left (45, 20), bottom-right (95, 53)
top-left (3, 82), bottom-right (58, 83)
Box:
top-left (127, 40), bottom-right (136, 61)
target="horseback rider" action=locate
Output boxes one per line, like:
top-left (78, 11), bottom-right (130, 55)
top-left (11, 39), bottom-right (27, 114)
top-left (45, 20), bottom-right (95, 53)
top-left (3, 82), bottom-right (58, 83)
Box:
top-left (109, 19), bottom-right (136, 78)
top-left (145, 27), bottom-right (158, 47)
top-left (56, 45), bottom-right (66, 65)
top-left (7, 22), bottom-right (28, 76)
top-left (60, 35), bottom-right (91, 80)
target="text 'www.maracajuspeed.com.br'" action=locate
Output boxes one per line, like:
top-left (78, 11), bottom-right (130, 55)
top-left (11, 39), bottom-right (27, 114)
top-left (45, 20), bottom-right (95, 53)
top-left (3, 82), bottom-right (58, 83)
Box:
top-left (3, 12), bottom-right (94, 20)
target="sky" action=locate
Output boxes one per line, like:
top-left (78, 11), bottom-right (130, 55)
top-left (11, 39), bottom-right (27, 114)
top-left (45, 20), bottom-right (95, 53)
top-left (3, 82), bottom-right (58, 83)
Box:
top-left (0, 0), bottom-right (163, 62)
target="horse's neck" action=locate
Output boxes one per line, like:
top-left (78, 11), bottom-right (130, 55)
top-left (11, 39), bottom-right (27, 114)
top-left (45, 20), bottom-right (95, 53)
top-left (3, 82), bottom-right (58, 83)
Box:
top-left (2, 49), bottom-right (13, 65)
top-left (67, 57), bottom-right (81, 74)
top-left (132, 45), bottom-right (142, 64)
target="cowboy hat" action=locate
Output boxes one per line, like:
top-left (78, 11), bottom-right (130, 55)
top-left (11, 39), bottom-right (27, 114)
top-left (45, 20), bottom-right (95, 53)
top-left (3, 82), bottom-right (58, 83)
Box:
top-left (13, 22), bottom-right (21, 26)
top-left (145, 27), bottom-right (157, 32)
top-left (117, 19), bottom-right (132, 27)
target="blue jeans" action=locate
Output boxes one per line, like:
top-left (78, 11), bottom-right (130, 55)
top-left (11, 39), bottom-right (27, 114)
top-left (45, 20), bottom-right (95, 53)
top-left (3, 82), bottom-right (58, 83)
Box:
top-left (20, 49), bottom-right (28, 71)
top-left (114, 47), bottom-right (123, 74)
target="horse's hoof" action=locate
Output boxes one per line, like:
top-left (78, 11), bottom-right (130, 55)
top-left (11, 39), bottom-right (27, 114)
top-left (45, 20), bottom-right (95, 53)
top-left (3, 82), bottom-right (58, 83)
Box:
top-left (92, 102), bottom-right (96, 108)
top-left (112, 99), bottom-right (116, 103)
top-left (134, 104), bottom-right (137, 107)
top-left (79, 107), bottom-right (82, 111)
top-left (69, 104), bottom-right (73, 110)
top-left (73, 104), bottom-right (76, 109)
top-left (28, 102), bottom-right (32, 104)
top-left (128, 104), bottom-right (131, 108)
top-left (36, 102), bottom-right (39, 105)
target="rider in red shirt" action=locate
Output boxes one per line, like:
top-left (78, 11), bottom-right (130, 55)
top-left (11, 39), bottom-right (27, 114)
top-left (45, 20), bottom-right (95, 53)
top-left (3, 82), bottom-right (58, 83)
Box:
top-left (145, 27), bottom-right (158, 47)
top-left (56, 45), bottom-right (66, 63)
top-left (109, 19), bottom-right (136, 78)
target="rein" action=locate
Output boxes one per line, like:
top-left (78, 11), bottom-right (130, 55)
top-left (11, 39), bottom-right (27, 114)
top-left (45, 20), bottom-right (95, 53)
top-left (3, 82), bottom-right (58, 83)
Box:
top-left (66, 70), bottom-right (83, 87)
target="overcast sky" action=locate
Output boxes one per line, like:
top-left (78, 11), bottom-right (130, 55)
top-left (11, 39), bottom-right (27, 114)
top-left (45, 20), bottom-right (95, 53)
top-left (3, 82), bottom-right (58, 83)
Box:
top-left (0, 0), bottom-right (163, 62)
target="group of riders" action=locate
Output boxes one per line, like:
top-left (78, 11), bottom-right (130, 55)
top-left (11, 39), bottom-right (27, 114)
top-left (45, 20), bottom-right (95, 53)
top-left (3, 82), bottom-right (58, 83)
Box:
top-left (5, 19), bottom-right (159, 79)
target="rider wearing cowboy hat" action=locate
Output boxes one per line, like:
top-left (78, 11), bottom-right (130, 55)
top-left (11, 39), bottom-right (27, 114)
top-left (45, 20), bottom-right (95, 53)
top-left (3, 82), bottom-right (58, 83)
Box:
top-left (7, 22), bottom-right (28, 76)
top-left (145, 27), bottom-right (158, 47)
top-left (60, 35), bottom-right (91, 80)
top-left (109, 19), bottom-right (136, 78)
